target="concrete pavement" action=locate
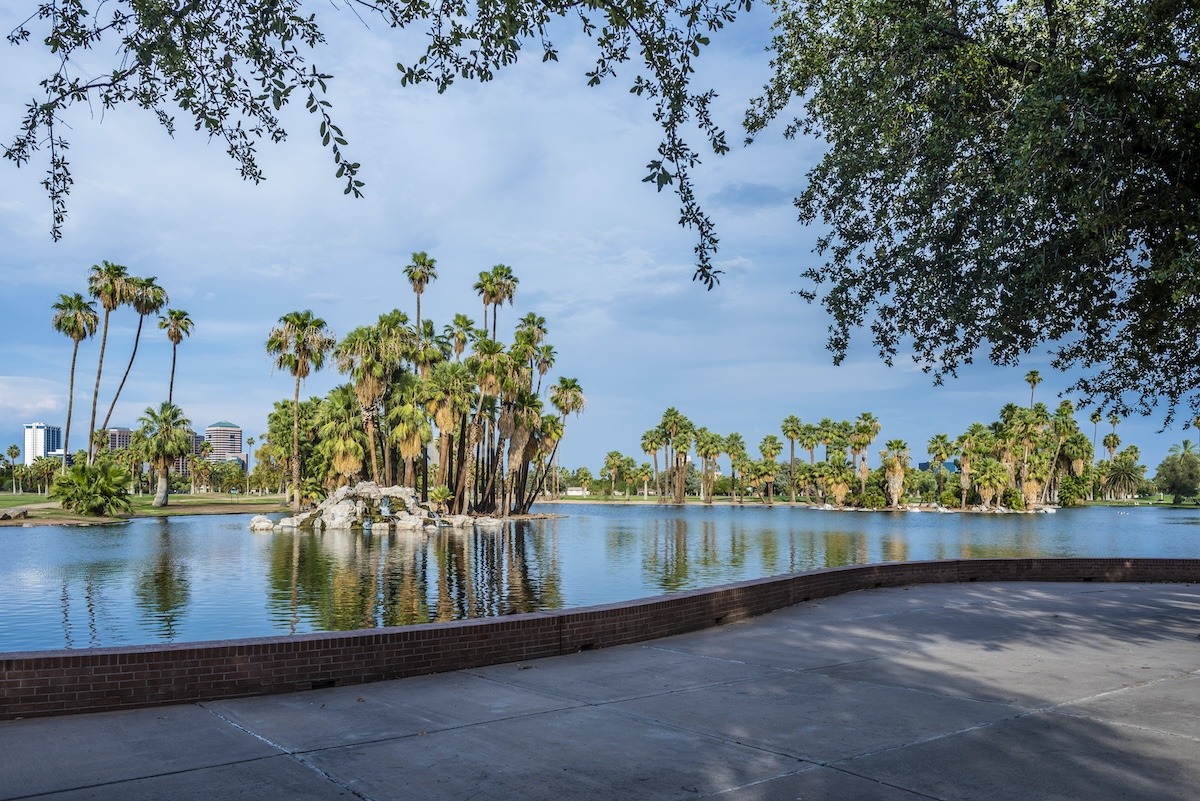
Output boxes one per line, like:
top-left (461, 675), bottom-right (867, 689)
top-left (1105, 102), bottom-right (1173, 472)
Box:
top-left (2, 581), bottom-right (1198, 800)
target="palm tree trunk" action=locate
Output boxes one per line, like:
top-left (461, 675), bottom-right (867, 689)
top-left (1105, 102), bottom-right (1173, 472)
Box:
top-left (154, 466), bottom-right (169, 507)
top-left (168, 342), bottom-right (178, 405)
top-left (63, 341), bottom-right (80, 470)
top-left (292, 376), bottom-right (301, 512)
top-left (102, 314), bottom-right (146, 433)
top-left (87, 309), bottom-right (113, 464)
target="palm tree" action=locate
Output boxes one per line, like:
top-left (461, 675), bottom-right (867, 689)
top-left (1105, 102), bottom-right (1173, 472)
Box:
top-left (158, 308), bottom-right (193, 404)
top-left (4, 444), bottom-right (19, 492)
top-left (695, 428), bottom-right (722, 503)
top-left (266, 310), bottom-right (336, 511)
top-left (1090, 409), bottom-right (1103, 461)
top-left (880, 439), bottom-right (909, 508)
top-left (488, 264), bottom-right (519, 340)
top-left (1102, 432), bottom-right (1121, 461)
top-left (1025, 369), bottom-right (1042, 408)
top-left (974, 458), bottom-right (1009, 509)
top-left (335, 325), bottom-right (390, 483)
top-left (641, 428), bottom-right (664, 499)
top-left (316, 384), bottom-right (366, 487)
top-left (86, 261), bottom-right (135, 463)
top-left (781, 414), bottom-right (802, 504)
top-left (723, 432), bottom-right (747, 502)
top-left (444, 314), bottom-right (476, 362)
top-left (758, 434), bottom-right (783, 505)
top-left (404, 251), bottom-right (438, 335)
top-left (138, 401), bottom-right (192, 507)
top-left (102, 276), bottom-right (168, 433)
top-left (926, 433), bottom-right (954, 499)
top-left (51, 293), bottom-right (99, 470)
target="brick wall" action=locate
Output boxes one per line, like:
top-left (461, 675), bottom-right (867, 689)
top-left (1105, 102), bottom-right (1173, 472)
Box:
top-left (2, 558), bottom-right (1196, 720)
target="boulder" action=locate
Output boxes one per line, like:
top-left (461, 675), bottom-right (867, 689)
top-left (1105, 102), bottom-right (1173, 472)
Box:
top-left (248, 515), bottom-right (275, 532)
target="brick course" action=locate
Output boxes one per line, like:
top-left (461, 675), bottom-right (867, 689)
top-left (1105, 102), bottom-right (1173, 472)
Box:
top-left (2, 557), bottom-right (1196, 720)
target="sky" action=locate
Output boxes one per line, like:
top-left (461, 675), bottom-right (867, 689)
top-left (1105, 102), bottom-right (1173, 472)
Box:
top-left (0, 5), bottom-right (1188, 477)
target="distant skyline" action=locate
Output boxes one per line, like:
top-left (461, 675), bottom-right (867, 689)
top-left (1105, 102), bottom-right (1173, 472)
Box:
top-left (0, 6), bottom-right (1191, 480)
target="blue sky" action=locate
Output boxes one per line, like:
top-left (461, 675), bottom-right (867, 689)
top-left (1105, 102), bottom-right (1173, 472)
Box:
top-left (0, 6), bottom-right (1187, 476)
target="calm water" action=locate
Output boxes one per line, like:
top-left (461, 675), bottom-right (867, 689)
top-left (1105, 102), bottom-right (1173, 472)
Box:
top-left (2, 503), bottom-right (1198, 651)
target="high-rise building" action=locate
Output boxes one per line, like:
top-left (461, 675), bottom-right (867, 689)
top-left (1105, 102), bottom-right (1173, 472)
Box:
top-left (205, 421), bottom-right (244, 466)
top-left (107, 427), bottom-right (133, 452)
top-left (23, 422), bottom-right (62, 466)
top-left (172, 430), bottom-right (205, 477)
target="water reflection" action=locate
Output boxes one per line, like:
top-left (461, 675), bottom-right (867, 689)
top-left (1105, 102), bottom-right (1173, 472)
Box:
top-left (264, 524), bottom-right (563, 632)
top-left (134, 526), bottom-right (191, 641)
top-left (4, 505), bottom-right (1200, 650)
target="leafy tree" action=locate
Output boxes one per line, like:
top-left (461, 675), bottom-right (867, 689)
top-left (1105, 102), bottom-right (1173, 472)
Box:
top-left (51, 292), bottom-right (99, 470)
top-left (747, 0), bottom-right (1200, 423)
top-left (51, 462), bottom-right (132, 516)
top-left (1155, 452), bottom-right (1200, 504)
top-left (267, 310), bottom-right (336, 511)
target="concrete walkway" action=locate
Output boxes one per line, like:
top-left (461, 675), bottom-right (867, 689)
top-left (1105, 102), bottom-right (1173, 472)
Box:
top-left (2, 581), bottom-right (1198, 800)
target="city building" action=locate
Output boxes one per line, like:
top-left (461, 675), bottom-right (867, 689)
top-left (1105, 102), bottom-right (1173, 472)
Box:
top-left (172, 430), bottom-right (205, 477)
top-left (107, 427), bottom-right (133, 452)
top-left (205, 421), bottom-right (244, 468)
top-left (23, 422), bottom-right (62, 466)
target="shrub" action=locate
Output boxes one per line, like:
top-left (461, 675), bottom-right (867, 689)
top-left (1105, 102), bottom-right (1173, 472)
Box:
top-left (939, 489), bottom-right (962, 508)
top-left (51, 463), bottom-right (132, 516)
top-left (1000, 487), bottom-right (1024, 510)
top-left (859, 487), bottom-right (888, 509)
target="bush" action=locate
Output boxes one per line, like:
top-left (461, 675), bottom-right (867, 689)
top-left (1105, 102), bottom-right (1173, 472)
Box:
top-left (939, 489), bottom-right (962, 508)
top-left (1000, 487), bottom-right (1024, 510)
top-left (859, 487), bottom-right (888, 509)
top-left (51, 463), bottom-right (132, 516)
top-left (1058, 474), bottom-right (1087, 507)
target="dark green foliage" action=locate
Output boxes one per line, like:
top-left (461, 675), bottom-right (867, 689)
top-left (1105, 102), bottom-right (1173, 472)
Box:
top-left (51, 463), bottom-right (132, 516)
top-left (747, 0), bottom-right (1200, 423)
top-left (1155, 453), bottom-right (1200, 504)
top-left (1000, 487), bottom-right (1025, 511)
top-left (1058, 474), bottom-right (1087, 507)
top-left (939, 489), bottom-right (961, 509)
top-left (858, 487), bottom-right (887, 509)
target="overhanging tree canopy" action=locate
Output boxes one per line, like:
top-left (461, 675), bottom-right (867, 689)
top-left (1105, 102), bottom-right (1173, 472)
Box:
top-left (7, 0), bottom-right (1199, 420)
top-left (747, 0), bottom-right (1200, 422)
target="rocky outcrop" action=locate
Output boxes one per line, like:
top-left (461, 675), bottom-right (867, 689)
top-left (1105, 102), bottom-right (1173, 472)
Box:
top-left (256, 482), bottom-right (493, 533)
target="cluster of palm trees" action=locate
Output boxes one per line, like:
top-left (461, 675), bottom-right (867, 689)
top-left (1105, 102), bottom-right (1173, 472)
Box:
top-left (49, 261), bottom-right (197, 508)
top-left (263, 256), bottom-right (585, 516)
top-left (596, 372), bottom-right (1146, 509)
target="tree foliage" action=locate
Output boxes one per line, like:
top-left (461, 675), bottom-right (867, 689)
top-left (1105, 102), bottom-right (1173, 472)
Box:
top-left (51, 462), bottom-right (132, 516)
top-left (747, 0), bottom-right (1200, 421)
top-left (5, 0), bottom-right (742, 282)
top-left (1155, 452), bottom-right (1200, 504)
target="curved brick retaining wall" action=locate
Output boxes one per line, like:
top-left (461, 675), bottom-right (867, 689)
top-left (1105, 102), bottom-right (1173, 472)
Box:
top-left (3, 557), bottom-right (1197, 720)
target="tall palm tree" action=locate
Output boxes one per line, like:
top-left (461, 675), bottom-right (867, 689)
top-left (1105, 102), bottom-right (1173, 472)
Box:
top-left (102, 276), bottom-right (168, 433)
top-left (758, 434), bottom-right (783, 505)
top-left (488, 264), bottom-right (519, 340)
top-left (926, 433), bottom-right (954, 499)
top-left (880, 439), bottom-right (909, 508)
top-left (1025, 369), bottom-right (1042, 408)
top-left (335, 325), bottom-right (389, 483)
top-left (974, 458), bottom-right (1009, 509)
top-left (266, 310), bottom-right (336, 511)
top-left (723, 432), bottom-right (747, 503)
top-left (404, 251), bottom-right (437, 336)
top-left (641, 427), bottom-right (664, 500)
top-left (1090, 409), bottom-right (1103, 460)
top-left (138, 401), bottom-right (192, 507)
top-left (781, 414), bottom-right (802, 504)
top-left (316, 384), bottom-right (366, 487)
top-left (86, 261), bottom-right (135, 463)
top-left (158, 308), bottom-right (193, 405)
top-left (444, 313), bottom-right (476, 362)
top-left (51, 293), bottom-right (99, 470)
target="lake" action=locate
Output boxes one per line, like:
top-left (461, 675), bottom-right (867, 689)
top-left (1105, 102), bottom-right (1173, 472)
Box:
top-left (3, 502), bottom-right (1198, 651)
